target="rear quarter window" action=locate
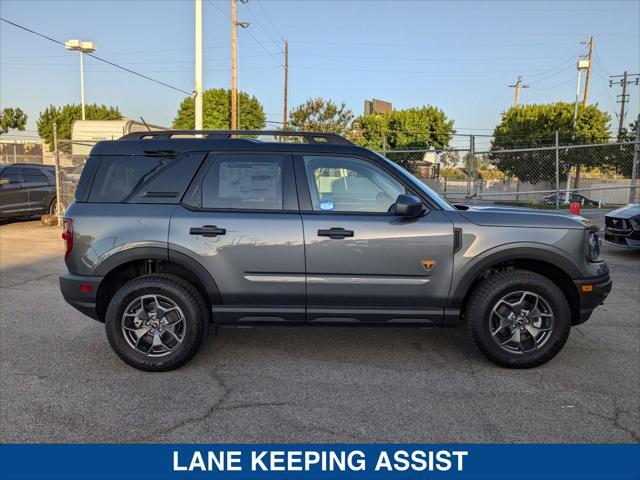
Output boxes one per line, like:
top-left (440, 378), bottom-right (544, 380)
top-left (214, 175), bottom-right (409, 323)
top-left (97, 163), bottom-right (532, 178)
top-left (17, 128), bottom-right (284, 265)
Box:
top-left (88, 156), bottom-right (173, 203)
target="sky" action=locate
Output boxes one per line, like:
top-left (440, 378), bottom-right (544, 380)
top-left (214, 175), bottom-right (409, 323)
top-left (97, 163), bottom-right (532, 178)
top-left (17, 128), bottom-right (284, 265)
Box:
top-left (1, 0), bottom-right (639, 149)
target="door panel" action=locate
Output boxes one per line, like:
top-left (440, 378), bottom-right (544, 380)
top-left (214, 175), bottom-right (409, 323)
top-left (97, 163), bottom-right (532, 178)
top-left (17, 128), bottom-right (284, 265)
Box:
top-left (23, 167), bottom-right (54, 213)
top-left (302, 212), bottom-right (454, 323)
top-left (297, 154), bottom-right (454, 324)
top-left (0, 167), bottom-right (29, 216)
top-left (169, 152), bottom-right (305, 323)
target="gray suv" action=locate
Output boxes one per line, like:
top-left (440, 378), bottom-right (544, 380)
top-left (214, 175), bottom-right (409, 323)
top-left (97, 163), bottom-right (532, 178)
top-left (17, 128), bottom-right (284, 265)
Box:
top-left (59, 131), bottom-right (611, 371)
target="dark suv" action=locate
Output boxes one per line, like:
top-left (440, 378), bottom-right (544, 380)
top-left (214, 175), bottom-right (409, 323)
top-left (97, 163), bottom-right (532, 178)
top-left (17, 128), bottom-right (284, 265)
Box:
top-left (0, 163), bottom-right (57, 219)
top-left (59, 131), bottom-right (611, 371)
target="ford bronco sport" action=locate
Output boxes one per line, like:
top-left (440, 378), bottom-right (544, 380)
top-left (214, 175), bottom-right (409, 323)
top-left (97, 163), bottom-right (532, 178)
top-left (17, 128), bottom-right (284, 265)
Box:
top-left (59, 130), bottom-right (611, 371)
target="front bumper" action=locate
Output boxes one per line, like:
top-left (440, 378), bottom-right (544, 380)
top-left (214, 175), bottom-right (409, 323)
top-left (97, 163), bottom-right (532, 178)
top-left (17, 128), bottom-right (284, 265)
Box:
top-left (59, 272), bottom-right (103, 321)
top-left (572, 271), bottom-right (612, 325)
top-left (604, 228), bottom-right (640, 249)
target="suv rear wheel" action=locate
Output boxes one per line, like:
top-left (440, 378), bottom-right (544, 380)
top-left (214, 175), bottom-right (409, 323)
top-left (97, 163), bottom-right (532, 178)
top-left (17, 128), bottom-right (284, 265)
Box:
top-left (467, 270), bottom-right (571, 368)
top-left (105, 274), bottom-right (209, 371)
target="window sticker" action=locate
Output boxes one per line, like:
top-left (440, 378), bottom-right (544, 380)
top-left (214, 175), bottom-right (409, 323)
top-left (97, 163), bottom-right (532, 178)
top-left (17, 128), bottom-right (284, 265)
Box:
top-left (319, 200), bottom-right (336, 211)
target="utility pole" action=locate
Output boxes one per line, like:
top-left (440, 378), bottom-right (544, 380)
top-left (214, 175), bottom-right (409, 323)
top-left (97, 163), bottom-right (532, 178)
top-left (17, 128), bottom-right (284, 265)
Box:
top-left (610, 71), bottom-right (640, 140)
top-left (283, 40), bottom-right (288, 129)
top-left (582, 35), bottom-right (594, 106)
top-left (508, 75), bottom-right (528, 107)
top-left (194, 0), bottom-right (203, 131)
top-left (230, 0), bottom-right (249, 131)
top-left (231, 0), bottom-right (238, 130)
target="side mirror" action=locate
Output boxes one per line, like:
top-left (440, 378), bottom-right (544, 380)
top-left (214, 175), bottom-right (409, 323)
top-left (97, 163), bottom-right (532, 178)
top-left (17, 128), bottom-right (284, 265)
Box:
top-left (394, 194), bottom-right (424, 217)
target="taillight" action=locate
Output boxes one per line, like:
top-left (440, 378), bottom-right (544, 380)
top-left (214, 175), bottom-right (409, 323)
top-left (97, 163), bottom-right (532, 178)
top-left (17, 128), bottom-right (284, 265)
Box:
top-left (62, 218), bottom-right (73, 259)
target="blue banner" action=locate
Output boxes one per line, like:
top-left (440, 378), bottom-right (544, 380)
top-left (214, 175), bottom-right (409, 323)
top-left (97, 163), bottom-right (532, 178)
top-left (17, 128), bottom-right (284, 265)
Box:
top-left (1, 444), bottom-right (638, 480)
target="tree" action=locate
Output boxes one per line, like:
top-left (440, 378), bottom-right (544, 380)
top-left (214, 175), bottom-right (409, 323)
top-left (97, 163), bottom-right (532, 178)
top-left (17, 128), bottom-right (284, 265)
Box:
top-left (1, 107), bottom-right (27, 135)
top-left (490, 102), bottom-right (611, 183)
top-left (288, 98), bottom-right (354, 136)
top-left (37, 104), bottom-right (122, 151)
top-left (603, 118), bottom-right (638, 177)
top-left (172, 88), bottom-right (265, 130)
top-left (352, 106), bottom-right (455, 171)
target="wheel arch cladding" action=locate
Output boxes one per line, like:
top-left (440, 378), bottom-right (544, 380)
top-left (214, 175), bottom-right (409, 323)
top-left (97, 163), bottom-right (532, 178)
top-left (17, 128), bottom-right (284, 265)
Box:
top-left (94, 247), bottom-right (221, 322)
top-left (450, 246), bottom-right (582, 325)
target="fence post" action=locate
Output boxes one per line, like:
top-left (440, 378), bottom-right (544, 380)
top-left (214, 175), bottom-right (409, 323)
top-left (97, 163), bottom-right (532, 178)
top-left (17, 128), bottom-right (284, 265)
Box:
top-left (13, 140), bottom-right (17, 163)
top-left (382, 133), bottom-right (387, 156)
top-left (53, 122), bottom-right (63, 226)
top-left (629, 122), bottom-right (639, 204)
top-left (555, 130), bottom-right (560, 210)
top-left (470, 135), bottom-right (477, 203)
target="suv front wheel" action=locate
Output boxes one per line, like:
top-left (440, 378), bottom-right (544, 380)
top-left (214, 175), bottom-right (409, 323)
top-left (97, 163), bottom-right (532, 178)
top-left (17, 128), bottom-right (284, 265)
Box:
top-left (467, 270), bottom-right (571, 368)
top-left (105, 274), bottom-right (209, 371)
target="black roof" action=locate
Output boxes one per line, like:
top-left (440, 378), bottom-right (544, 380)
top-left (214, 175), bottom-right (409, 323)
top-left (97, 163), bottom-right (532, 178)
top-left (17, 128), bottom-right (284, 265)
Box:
top-left (90, 130), bottom-right (375, 157)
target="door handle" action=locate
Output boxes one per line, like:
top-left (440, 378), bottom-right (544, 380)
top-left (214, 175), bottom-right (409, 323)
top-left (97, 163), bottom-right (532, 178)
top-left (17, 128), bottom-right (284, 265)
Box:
top-left (318, 227), bottom-right (354, 239)
top-left (190, 225), bottom-right (226, 237)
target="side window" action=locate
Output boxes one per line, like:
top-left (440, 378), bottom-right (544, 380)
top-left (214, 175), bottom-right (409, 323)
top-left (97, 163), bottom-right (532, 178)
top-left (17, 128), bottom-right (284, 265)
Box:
top-left (0, 167), bottom-right (23, 184)
top-left (201, 154), bottom-right (284, 210)
top-left (89, 156), bottom-right (172, 203)
top-left (23, 168), bottom-right (50, 184)
top-left (303, 156), bottom-right (406, 213)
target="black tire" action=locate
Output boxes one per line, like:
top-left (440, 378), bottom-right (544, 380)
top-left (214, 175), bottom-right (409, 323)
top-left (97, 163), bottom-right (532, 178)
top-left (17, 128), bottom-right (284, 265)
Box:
top-left (48, 198), bottom-right (58, 215)
top-left (105, 274), bottom-right (209, 372)
top-left (466, 269), bottom-right (571, 369)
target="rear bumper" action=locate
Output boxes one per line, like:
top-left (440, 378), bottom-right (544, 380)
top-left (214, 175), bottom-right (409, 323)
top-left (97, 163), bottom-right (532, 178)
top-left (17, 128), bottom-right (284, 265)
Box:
top-left (572, 272), bottom-right (612, 325)
top-left (59, 272), bottom-right (103, 321)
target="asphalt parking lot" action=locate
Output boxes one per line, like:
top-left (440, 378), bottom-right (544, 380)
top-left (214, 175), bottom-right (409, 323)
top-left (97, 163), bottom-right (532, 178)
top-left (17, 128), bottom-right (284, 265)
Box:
top-left (0, 211), bottom-right (638, 443)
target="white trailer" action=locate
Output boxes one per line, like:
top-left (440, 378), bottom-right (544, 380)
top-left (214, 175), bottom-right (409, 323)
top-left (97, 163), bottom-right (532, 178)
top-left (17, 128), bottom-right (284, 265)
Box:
top-left (71, 119), bottom-right (168, 156)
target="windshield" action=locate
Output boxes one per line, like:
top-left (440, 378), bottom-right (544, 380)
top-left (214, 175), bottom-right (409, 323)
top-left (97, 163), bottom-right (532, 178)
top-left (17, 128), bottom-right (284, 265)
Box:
top-left (373, 152), bottom-right (456, 211)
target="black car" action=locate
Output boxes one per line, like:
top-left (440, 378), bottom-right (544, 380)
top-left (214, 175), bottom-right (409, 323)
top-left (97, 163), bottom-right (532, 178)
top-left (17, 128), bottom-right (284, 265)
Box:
top-left (0, 163), bottom-right (57, 219)
top-left (542, 192), bottom-right (600, 207)
top-left (604, 203), bottom-right (640, 249)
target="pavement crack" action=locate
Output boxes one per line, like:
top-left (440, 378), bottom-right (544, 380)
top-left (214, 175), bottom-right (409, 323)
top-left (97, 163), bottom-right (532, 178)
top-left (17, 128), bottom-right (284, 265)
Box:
top-left (142, 372), bottom-right (231, 439)
top-left (583, 404), bottom-right (640, 442)
top-left (1, 272), bottom-right (58, 289)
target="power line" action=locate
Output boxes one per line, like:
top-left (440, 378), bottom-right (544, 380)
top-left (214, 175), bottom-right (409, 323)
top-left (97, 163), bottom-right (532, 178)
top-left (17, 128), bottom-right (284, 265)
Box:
top-left (0, 17), bottom-right (191, 95)
top-left (206, 0), bottom-right (282, 67)
top-left (240, 0), bottom-right (281, 48)
top-left (254, 0), bottom-right (285, 41)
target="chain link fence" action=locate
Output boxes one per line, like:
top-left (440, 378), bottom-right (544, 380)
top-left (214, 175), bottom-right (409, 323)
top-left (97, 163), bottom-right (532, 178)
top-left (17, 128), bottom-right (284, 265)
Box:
top-left (52, 136), bottom-right (97, 225)
top-left (382, 138), bottom-right (640, 209)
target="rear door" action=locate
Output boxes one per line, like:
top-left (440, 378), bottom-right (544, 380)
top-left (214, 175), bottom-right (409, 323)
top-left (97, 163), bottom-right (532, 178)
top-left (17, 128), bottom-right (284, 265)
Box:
top-left (0, 166), bottom-right (29, 216)
top-left (297, 154), bottom-right (454, 325)
top-left (169, 152), bottom-right (305, 323)
top-left (23, 166), bottom-right (54, 213)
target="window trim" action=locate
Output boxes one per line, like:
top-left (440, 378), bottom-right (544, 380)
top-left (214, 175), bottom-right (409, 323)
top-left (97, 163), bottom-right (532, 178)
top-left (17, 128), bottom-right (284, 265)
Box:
top-left (0, 166), bottom-right (25, 185)
top-left (293, 153), bottom-right (433, 215)
top-left (181, 151), bottom-right (299, 213)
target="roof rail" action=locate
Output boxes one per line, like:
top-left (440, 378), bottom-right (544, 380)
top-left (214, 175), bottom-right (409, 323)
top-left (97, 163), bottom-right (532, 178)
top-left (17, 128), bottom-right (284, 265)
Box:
top-left (119, 130), bottom-right (354, 145)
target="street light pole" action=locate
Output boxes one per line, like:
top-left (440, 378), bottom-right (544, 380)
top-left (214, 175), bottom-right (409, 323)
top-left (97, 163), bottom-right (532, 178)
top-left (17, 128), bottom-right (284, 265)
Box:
top-left (65, 39), bottom-right (96, 121)
top-left (79, 51), bottom-right (86, 120)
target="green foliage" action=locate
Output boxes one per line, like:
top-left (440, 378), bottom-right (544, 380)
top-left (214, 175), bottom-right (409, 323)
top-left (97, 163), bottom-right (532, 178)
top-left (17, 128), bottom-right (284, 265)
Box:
top-left (288, 98), bottom-right (354, 135)
top-left (172, 88), bottom-right (265, 130)
top-left (1, 107), bottom-right (27, 135)
top-left (604, 119), bottom-right (638, 177)
top-left (37, 104), bottom-right (122, 151)
top-left (352, 106), bottom-right (454, 171)
top-left (490, 102), bottom-right (611, 183)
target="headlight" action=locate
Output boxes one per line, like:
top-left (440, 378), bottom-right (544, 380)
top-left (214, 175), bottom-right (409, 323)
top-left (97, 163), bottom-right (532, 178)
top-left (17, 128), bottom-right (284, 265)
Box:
top-left (586, 230), bottom-right (601, 262)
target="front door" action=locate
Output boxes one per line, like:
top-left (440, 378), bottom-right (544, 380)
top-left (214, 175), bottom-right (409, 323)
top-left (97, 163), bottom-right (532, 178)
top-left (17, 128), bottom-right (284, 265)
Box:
top-left (0, 166), bottom-right (29, 216)
top-left (298, 154), bottom-right (454, 324)
top-left (169, 152), bottom-right (305, 324)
